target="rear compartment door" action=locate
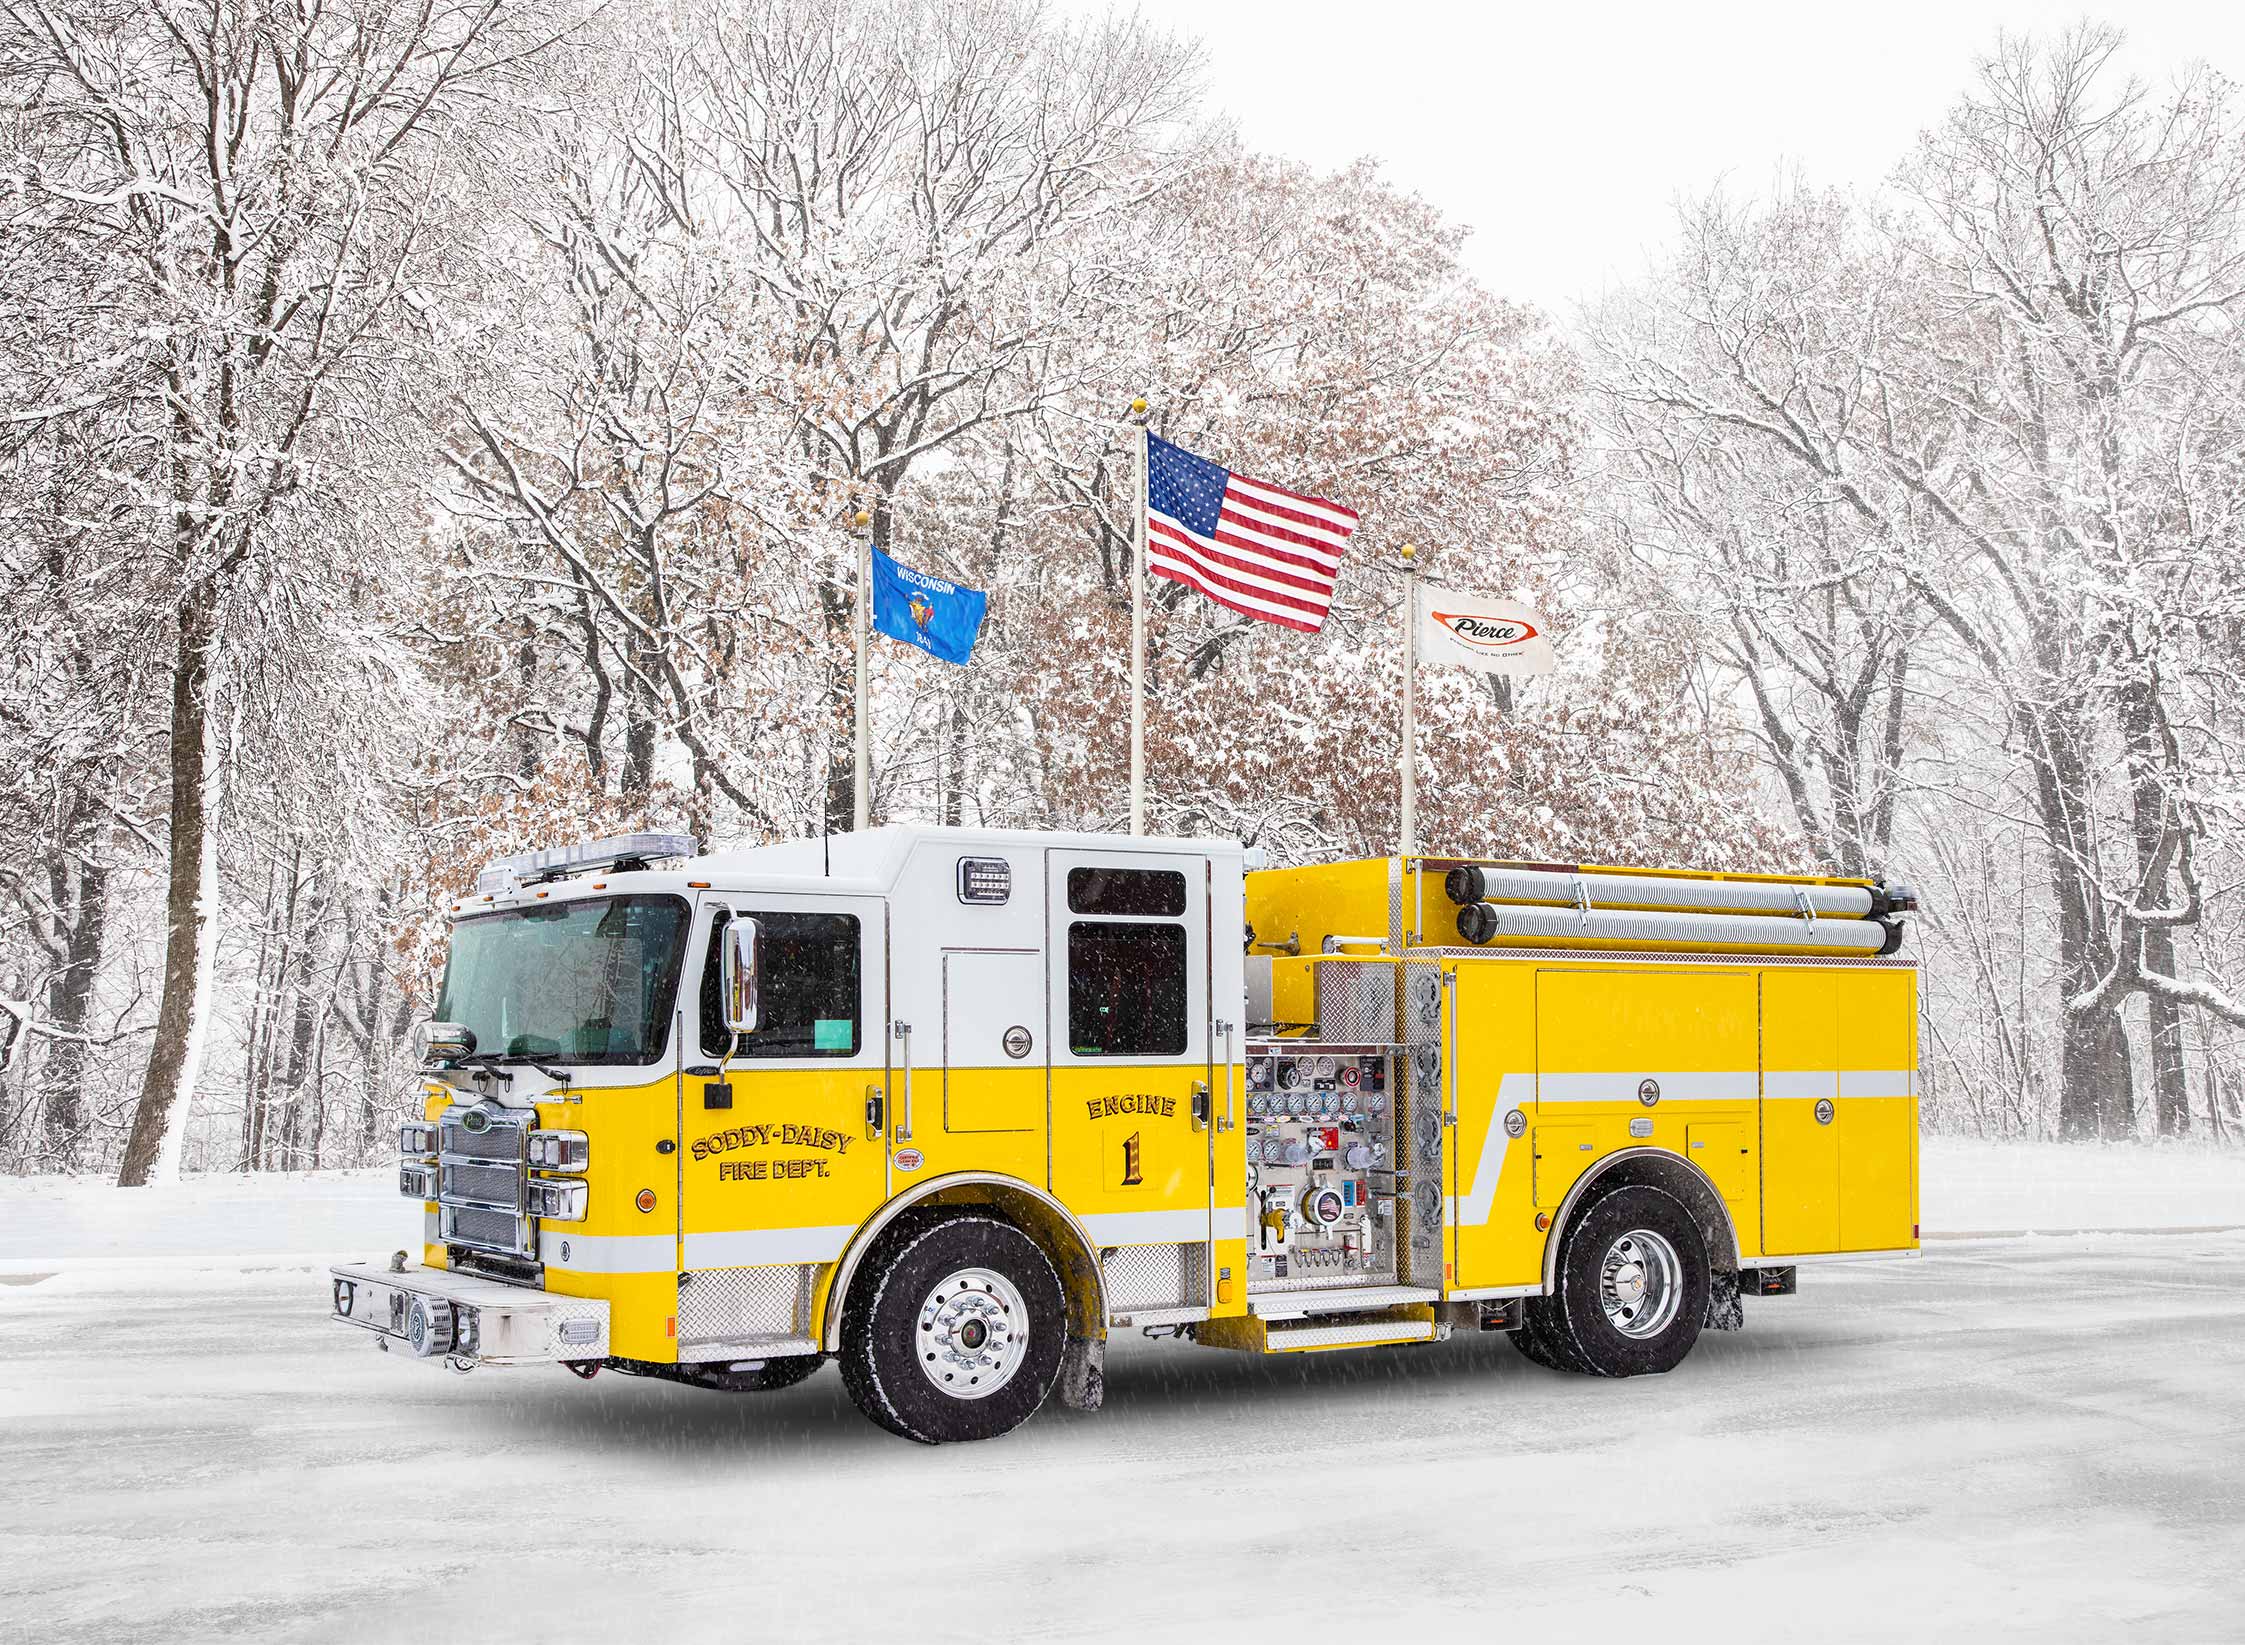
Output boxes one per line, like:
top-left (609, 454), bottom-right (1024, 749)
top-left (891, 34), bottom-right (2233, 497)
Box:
top-left (1534, 967), bottom-right (1759, 1222)
top-left (1760, 969), bottom-right (1840, 1255)
top-left (1834, 967), bottom-right (1918, 1250)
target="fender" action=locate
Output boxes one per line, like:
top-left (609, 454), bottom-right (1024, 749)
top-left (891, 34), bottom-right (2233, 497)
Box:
top-left (818, 1171), bottom-right (1110, 1353)
top-left (1540, 1144), bottom-right (1743, 1294)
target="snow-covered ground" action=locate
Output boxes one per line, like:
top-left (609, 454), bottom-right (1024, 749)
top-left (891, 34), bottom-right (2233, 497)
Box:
top-left (3, 1144), bottom-right (2242, 1642)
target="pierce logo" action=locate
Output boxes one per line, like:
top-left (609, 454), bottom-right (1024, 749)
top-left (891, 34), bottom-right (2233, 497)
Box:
top-left (1433, 611), bottom-right (1538, 651)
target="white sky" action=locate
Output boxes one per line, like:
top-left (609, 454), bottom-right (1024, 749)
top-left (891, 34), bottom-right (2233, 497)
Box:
top-left (1064, 1), bottom-right (2245, 315)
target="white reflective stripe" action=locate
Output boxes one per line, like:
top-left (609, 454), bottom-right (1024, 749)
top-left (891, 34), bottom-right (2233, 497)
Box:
top-left (683, 1225), bottom-right (855, 1268)
top-left (1839, 1070), bottom-right (1913, 1098)
top-left (1082, 1209), bottom-right (1209, 1247)
top-left (1762, 1070), bottom-right (1835, 1100)
top-left (1212, 1206), bottom-right (1247, 1242)
top-left (1450, 1072), bottom-right (1532, 1229)
top-left (541, 1231), bottom-right (675, 1274)
top-left (1538, 1071), bottom-right (1759, 1103)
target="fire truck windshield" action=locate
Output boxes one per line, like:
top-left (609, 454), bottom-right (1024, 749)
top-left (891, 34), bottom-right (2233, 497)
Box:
top-left (436, 894), bottom-right (690, 1066)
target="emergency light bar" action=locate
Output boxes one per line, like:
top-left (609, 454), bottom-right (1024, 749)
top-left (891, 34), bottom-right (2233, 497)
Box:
top-left (475, 832), bottom-right (697, 894)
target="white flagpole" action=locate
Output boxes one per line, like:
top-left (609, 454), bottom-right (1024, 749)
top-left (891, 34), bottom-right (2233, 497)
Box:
top-left (853, 507), bottom-right (872, 831)
top-left (1128, 399), bottom-right (1149, 836)
top-left (1399, 542), bottom-right (1419, 860)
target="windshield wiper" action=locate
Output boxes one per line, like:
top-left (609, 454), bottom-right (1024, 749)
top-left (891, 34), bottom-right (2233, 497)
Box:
top-left (452, 1052), bottom-right (515, 1083)
top-left (495, 1053), bottom-right (573, 1087)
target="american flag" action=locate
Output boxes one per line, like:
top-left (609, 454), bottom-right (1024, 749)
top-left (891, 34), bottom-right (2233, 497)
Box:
top-left (1144, 433), bottom-right (1359, 632)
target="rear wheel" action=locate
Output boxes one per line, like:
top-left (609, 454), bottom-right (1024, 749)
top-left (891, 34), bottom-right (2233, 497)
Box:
top-left (840, 1215), bottom-right (1064, 1444)
top-left (1532, 1184), bottom-right (1709, 1377)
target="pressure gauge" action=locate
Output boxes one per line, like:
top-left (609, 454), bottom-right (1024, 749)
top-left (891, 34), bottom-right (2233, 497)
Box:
top-left (1249, 1058), bottom-right (1272, 1089)
top-left (1367, 1090), bottom-right (1388, 1115)
top-left (1299, 1186), bottom-right (1346, 1229)
top-left (1314, 1054), bottom-right (1339, 1081)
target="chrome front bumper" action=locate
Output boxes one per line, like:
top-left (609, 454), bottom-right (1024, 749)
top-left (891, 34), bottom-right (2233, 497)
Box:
top-left (329, 1262), bottom-right (609, 1365)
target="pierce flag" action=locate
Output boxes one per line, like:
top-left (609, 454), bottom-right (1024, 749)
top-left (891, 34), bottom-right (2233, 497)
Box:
top-left (871, 544), bottom-right (986, 666)
top-left (1415, 586), bottom-right (1555, 675)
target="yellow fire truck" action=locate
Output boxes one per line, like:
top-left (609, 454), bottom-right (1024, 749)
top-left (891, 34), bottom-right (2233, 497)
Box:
top-left (330, 827), bottom-right (1920, 1443)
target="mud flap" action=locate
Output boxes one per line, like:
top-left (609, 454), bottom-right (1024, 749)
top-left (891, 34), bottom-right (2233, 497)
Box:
top-left (1704, 1267), bottom-right (1744, 1332)
top-left (1058, 1334), bottom-right (1105, 1411)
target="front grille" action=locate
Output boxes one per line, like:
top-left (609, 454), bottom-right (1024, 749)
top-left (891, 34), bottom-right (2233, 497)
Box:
top-left (437, 1103), bottom-right (534, 1257)
top-left (441, 1117), bottom-right (522, 1161)
top-left (441, 1160), bottom-right (521, 1209)
top-left (442, 1203), bottom-right (529, 1254)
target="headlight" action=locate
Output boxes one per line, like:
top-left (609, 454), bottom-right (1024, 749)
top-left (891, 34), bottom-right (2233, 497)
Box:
top-left (525, 1179), bottom-right (588, 1222)
top-left (526, 1130), bottom-right (590, 1172)
top-left (399, 1122), bottom-right (438, 1157)
top-left (399, 1161), bottom-right (438, 1200)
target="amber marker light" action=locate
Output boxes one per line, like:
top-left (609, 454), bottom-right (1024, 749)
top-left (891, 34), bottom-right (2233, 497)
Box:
top-left (1534, 1212), bottom-right (1551, 1232)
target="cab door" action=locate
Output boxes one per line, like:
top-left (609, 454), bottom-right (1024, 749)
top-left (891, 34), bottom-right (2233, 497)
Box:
top-left (678, 893), bottom-right (889, 1278)
top-left (1046, 849), bottom-right (1215, 1289)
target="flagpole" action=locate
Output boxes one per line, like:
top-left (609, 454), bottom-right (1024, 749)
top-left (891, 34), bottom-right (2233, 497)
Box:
top-left (853, 507), bottom-right (872, 831)
top-left (1127, 397), bottom-right (1149, 836)
top-left (1398, 542), bottom-right (1419, 861)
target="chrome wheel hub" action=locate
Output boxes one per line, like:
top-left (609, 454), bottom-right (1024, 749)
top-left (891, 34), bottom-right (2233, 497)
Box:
top-left (1598, 1228), bottom-right (1683, 1339)
top-left (917, 1266), bottom-right (1029, 1400)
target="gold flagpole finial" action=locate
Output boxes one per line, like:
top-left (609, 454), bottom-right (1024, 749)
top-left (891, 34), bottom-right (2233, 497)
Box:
top-left (1399, 542), bottom-right (1417, 563)
top-left (852, 510), bottom-right (871, 529)
top-left (1129, 397), bottom-right (1147, 416)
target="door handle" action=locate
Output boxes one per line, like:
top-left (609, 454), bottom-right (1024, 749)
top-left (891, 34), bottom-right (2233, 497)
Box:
top-left (1216, 1020), bottom-right (1236, 1132)
top-left (893, 1022), bottom-right (913, 1141)
top-left (865, 1084), bottom-right (884, 1140)
top-left (1191, 1080), bottom-right (1210, 1132)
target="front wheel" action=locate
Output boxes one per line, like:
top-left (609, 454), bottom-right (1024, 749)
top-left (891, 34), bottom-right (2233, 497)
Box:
top-left (1529, 1184), bottom-right (1709, 1377)
top-left (840, 1215), bottom-right (1065, 1443)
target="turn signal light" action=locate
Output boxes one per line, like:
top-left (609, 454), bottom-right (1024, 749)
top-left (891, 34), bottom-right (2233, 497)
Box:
top-left (525, 1179), bottom-right (589, 1222)
top-left (1533, 1211), bottom-right (1551, 1232)
top-left (527, 1130), bottom-right (590, 1172)
top-left (398, 1122), bottom-right (438, 1158)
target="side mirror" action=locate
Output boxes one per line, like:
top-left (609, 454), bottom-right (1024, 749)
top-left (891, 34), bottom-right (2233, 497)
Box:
top-left (721, 915), bottom-right (762, 1036)
top-left (414, 1020), bottom-right (476, 1065)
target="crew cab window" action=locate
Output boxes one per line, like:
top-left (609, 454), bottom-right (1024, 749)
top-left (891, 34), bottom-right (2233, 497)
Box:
top-left (1067, 866), bottom-right (1187, 917)
top-left (1067, 921), bottom-right (1187, 1056)
top-left (698, 909), bottom-right (861, 1058)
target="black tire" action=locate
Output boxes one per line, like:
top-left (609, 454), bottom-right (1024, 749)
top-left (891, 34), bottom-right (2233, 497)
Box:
top-left (668, 1354), bottom-right (826, 1394)
top-left (1538, 1184), bottom-right (1709, 1377)
top-left (839, 1215), bottom-right (1065, 1444)
top-left (1507, 1300), bottom-right (1586, 1373)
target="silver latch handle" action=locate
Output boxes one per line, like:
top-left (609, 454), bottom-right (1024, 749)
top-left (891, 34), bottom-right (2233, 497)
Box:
top-left (1217, 1020), bottom-right (1236, 1132)
top-left (893, 1021), bottom-right (913, 1141)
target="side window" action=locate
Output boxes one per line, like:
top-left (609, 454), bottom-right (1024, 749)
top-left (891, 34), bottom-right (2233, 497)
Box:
top-left (1067, 866), bottom-right (1186, 917)
top-left (699, 910), bottom-right (861, 1058)
top-left (1067, 921), bottom-right (1187, 1056)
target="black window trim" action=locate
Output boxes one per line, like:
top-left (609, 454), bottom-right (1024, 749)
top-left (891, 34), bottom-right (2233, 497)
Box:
top-left (437, 892), bottom-right (692, 1070)
top-left (696, 902), bottom-right (869, 1063)
top-left (1065, 863), bottom-right (1191, 919)
top-left (1063, 917), bottom-right (1194, 1060)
